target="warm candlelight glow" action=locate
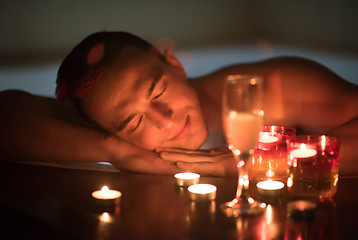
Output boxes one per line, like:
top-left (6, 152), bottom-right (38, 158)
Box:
top-left (174, 172), bottom-right (200, 186)
top-left (321, 135), bottom-right (326, 151)
top-left (188, 184), bottom-right (217, 201)
top-left (188, 184), bottom-right (216, 194)
top-left (174, 172), bottom-right (200, 180)
top-left (99, 212), bottom-right (112, 223)
top-left (92, 185), bottom-right (122, 200)
top-left (291, 144), bottom-right (317, 158)
top-left (259, 132), bottom-right (279, 143)
top-left (102, 185), bottom-right (109, 192)
top-left (265, 169), bottom-right (275, 177)
top-left (257, 179), bottom-right (285, 191)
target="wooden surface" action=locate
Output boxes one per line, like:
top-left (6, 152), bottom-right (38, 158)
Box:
top-left (1, 161), bottom-right (357, 240)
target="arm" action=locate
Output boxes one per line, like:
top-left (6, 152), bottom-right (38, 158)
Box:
top-left (0, 90), bottom-right (178, 175)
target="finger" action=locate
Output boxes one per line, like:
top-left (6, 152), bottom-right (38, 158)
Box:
top-left (158, 148), bottom-right (233, 157)
top-left (156, 147), bottom-right (209, 155)
top-left (160, 151), bottom-right (219, 163)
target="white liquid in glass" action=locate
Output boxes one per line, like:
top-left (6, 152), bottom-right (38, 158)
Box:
top-left (224, 111), bottom-right (263, 153)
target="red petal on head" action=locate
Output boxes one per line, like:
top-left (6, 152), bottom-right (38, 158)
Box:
top-left (74, 67), bottom-right (107, 98)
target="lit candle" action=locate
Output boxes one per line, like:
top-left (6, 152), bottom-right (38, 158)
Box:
top-left (257, 179), bottom-right (285, 196)
top-left (259, 132), bottom-right (279, 143)
top-left (99, 212), bottom-right (112, 223)
top-left (174, 172), bottom-right (200, 187)
top-left (92, 186), bottom-right (121, 213)
top-left (188, 184), bottom-right (217, 201)
top-left (92, 186), bottom-right (122, 200)
top-left (291, 144), bottom-right (317, 158)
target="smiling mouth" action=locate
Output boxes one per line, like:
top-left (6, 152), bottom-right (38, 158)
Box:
top-left (170, 115), bottom-right (190, 141)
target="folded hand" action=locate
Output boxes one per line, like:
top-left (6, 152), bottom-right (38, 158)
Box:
top-left (156, 147), bottom-right (237, 178)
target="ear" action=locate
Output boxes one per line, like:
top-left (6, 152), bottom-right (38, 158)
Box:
top-left (163, 49), bottom-right (186, 78)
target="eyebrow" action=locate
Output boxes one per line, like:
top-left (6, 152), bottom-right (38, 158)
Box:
top-left (117, 69), bottom-right (164, 132)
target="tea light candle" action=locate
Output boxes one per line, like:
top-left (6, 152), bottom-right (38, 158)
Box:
top-left (92, 186), bottom-right (121, 200)
top-left (257, 132), bottom-right (279, 151)
top-left (174, 172), bottom-right (200, 187)
top-left (257, 179), bottom-right (285, 196)
top-left (259, 132), bottom-right (279, 143)
top-left (291, 144), bottom-right (317, 158)
top-left (92, 186), bottom-right (121, 213)
top-left (188, 184), bottom-right (217, 201)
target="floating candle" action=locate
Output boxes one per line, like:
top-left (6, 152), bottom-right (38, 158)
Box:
top-left (188, 184), bottom-right (217, 201)
top-left (92, 186), bottom-right (121, 200)
top-left (174, 172), bottom-right (200, 187)
top-left (291, 144), bottom-right (317, 158)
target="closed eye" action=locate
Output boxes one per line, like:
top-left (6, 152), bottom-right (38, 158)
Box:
top-left (130, 115), bottom-right (143, 132)
top-left (153, 83), bottom-right (167, 100)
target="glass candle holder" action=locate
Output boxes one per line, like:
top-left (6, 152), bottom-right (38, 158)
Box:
top-left (249, 125), bottom-right (296, 188)
top-left (287, 135), bottom-right (340, 201)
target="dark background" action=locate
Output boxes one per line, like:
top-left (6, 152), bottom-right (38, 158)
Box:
top-left (1, 0), bottom-right (357, 96)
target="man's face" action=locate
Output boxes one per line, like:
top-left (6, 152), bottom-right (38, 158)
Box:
top-left (81, 47), bottom-right (208, 150)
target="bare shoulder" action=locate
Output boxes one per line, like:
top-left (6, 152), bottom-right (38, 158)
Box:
top-left (190, 56), bottom-right (358, 133)
top-left (192, 55), bottom-right (358, 101)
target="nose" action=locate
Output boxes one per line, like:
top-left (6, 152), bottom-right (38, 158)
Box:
top-left (149, 102), bottom-right (174, 129)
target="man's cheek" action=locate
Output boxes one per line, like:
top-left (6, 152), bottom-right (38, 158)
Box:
top-left (137, 129), bottom-right (162, 150)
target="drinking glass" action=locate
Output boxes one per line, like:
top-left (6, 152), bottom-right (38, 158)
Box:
top-left (221, 75), bottom-right (266, 216)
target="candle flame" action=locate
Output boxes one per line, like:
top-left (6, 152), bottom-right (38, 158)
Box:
top-left (101, 185), bottom-right (109, 192)
top-left (300, 143), bottom-right (307, 151)
top-left (321, 135), bottom-right (326, 149)
top-left (99, 212), bottom-right (112, 223)
top-left (266, 169), bottom-right (275, 177)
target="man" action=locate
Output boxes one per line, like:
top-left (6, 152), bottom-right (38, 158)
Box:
top-left (0, 31), bottom-right (357, 177)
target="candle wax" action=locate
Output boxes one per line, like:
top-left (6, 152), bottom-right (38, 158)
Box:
top-left (188, 184), bottom-right (217, 194)
top-left (188, 184), bottom-right (217, 201)
top-left (257, 179), bottom-right (285, 190)
top-left (259, 132), bottom-right (279, 143)
top-left (291, 144), bottom-right (317, 158)
top-left (174, 172), bottom-right (200, 186)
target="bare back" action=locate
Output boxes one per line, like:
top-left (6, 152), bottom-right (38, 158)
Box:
top-left (190, 57), bottom-right (358, 173)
